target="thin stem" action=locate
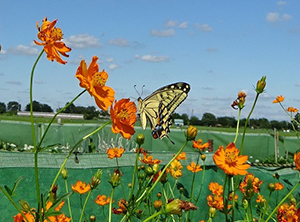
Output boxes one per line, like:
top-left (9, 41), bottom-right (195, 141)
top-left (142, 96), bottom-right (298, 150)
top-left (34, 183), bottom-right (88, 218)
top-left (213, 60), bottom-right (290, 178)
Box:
top-left (109, 188), bottom-right (115, 222)
top-left (50, 121), bottom-right (111, 191)
top-left (128, 144), bottom-right (141, 202)
top-left (195, 160), bottom-right (206, 204)
top-left (142, 210), bottom-right (163, 222)
top-left (240, 93), bottom-right (260, 155)
top-left (64, 179), bottom-right (73, 222)
top-left (233, 109), bottom-right (241, 143)
top-left (189, 154), bottom-right (200, 202)
top-left (79, 190), bottom-right (92, 222)
top-left (265, 181), bottom-right (300, 222)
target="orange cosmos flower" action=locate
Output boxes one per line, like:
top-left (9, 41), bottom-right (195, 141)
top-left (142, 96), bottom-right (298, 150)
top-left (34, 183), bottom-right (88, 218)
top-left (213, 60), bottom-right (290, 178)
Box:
top-left (275, 182), bottom-right (284, 191)
top-left (239, 173), bottom-right (262, 195)
top-left (139, 152), bottom-right (162, 165)
top-left (169, 159), bottom-right (183, 179)
top-left (273, 95), bottom-right (284, 103)
top-left (175, 152), bottom-right (187, 160)
top-left (110, 98), bottom-right (137, 139)
top-left (193, 139), bottom-right (210, 151)
top-left (287, 107), bottom-right (298, 113)
top-left (213, 142), bottom-right (250, 176)
top-left (107, 147), bottom-right (125, 159)
top-left (13, 212), bottom-right (35, 222)
top-left (112, 199), bottom-right (128, 215)
top-left (231, 91), bottom-right (247, 110)
top-left (207, 194), bottom-right (224, 211)
top-left (34, 17), bottom-right (71, 64)
top-left (277, 203), bottom-right (300, 222)
top-left (71, 180), bottom-right (91, 194)
top-left (95, 195), bottom-right (111, 206)
top-left (294, 151), bottom-right (300, 170)
top-left (208, 182), bottom-right (223, 196)
top-left (187, 162), bottom-right (202, 173)
top-left (76, 56), bottom-right (115, 111)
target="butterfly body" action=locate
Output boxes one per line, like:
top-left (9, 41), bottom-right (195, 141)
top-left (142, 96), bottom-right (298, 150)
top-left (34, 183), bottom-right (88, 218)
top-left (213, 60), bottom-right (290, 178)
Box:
top-left (138, 82), bottom-right (190, 141)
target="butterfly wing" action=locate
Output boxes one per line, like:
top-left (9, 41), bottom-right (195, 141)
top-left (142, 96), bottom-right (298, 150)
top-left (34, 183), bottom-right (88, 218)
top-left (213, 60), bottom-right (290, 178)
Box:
top-left (138, 82), bottom-right (190, 139)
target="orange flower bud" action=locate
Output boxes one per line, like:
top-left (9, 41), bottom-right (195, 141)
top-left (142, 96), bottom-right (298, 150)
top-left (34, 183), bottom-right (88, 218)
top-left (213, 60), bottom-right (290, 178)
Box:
top-left (256, 76), bottom-right (266, 94)
top-left (154, 200), bottom-right (163, 211)
top-left (186, 126), bottom-right (198, 141)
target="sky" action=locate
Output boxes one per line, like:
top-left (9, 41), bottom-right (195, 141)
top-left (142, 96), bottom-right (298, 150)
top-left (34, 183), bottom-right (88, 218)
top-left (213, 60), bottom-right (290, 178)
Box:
top-left (1, 0), bottom-right (300, 121)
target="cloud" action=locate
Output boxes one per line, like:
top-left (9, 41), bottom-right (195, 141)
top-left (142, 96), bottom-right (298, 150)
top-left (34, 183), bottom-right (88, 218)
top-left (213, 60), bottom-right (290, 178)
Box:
top-left (165, 20), bottom-right (178, 27)
top-left (34, 80), bottom-right (45, 84)
top-left (179, 22), bottom-right (188, 29)
top-left (108, 38), bottom-right (129, 47)
top-left (7, 45), bottom-right (39, 55)
top-left (277, 1), bottom-right (287, 5)
top-left (135, 54), bottom-right (169, 62)
top-left (106, 58), bottom-right (115, 62)
top-left (202, 86), bottom-right (214, 90)
top-left (108, 64), bottom-right (118, 70)
top-left (266, 12), bottom-right (291, 22)
top-left (151, 29), bottom-right (175, 37)
top-left (195, 23), bottom-right (212, 32)
top-left (6, 81), bottom-right (22, 85)
top-left (206, 48), bottom-right (218, 53)
top-left (64, 34), bottom-right (101, 49)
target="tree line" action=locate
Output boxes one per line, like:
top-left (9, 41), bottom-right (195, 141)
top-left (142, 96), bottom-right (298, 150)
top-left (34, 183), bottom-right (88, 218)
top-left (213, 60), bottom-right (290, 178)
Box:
top-left (0, 100), bottom-right (297, 130)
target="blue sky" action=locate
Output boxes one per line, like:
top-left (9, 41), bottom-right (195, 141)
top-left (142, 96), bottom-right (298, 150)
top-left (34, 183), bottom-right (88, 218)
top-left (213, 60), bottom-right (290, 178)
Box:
top-left (1, 0), bottom-right (300, 121)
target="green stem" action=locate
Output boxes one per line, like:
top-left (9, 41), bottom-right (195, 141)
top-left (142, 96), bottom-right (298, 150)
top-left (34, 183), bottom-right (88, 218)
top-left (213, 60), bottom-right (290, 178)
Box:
top-left (264, 181), bottom-right (300, 222)
top-left (195, 160), bottom-right (206, 204)
top-left (128, 144), bottom-right (141, 202)
top-left (38, 89), bottom-right (86, 149)
top-left (30, 49), bottom-right (44, 220)
top-left (142, 210), bottom-right (163, 222)
top-left (64, 179), bottom-right (73, 222)
top-left (109, 188), bottom-right (115, 222)
top-left (50, 121), bottom-right (111, 191)
top-left (189, 154), bottom-right (200, 202)
top-left (0, 185), bottom-right (30, 222)
top-left (233, 109), bottom-right (241, 143)
top-left (240, 93), bottom-right (259, 155)
top-left (79, 190), bottom-right (92, 222)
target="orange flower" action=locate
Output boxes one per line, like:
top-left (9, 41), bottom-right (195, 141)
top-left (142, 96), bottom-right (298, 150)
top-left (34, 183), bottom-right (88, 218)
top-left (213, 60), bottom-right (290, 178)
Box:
top-left (107, 147), bottom-right (125, 159)
top-left (71, 180), bottom-right (91, 194)
top-left (75, 56), bottom-right (115, 111)
top-left (207, 194), bottom-right (224, 210)
top-left (273, 95), bottom-right (284, 103)
top-left (208, 182), bottom-right (223, 196)
top-left (287, 107), bottom-right (298, 113)
top-left (169, 159), bottom-right (183, 179)
top-left (34, 17), bottom-right (71, 64)
top-left (110, 98), bottom-right (137, 139)
top-left (193, 139), bottom-right (210, 151)
top-left (275, 182), bottom-right (284, 191)
top-left (256, 194), bottom-right (265, 203)
top-left (187, 162), bottom-right (202, 173)
top-left (95, 195), bottom-right (111, 206)
top-left (231, 91), bottom-right (247, 110)
top-left (112, 199), bottom-right (128, 215)
top-left (175, 152), bottom-right (187, 160)
top-left (139, 152), bottom-right (162, 165)
top-left (277, 203), bottom-right (300, 222)
top-left (294, 151), bottom-right (300, 170)
top-left (239, 173), bottom-right (262, 195)
top-left (213, 142), bottom-right (250, 176)
top-left (13, 212), bottom-right (35, 222)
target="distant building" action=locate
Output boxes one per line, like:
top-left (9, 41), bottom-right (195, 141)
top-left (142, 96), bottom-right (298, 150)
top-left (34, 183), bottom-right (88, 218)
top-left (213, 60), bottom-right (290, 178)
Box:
top-left (174, 119), bottom-right (184, 127)
top-left (17, 111), bottom-right (84, 119)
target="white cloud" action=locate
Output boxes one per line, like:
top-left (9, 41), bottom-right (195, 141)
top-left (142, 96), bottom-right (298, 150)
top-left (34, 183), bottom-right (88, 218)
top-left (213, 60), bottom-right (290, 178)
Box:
top-left (179, 22), bottom-right (188, 29)
top-left (106, 58), bottom-right (115, 62)
top-left (6, 81), bottom-right (22, 85)
top-left (136, 54), bottom-right (169, 62)
top-left (266, 12), bottom-right (291, 22)
top-left (64, 34), bottom-right (101, 49)
top-left (195, 23), bottom-right (212, 32)
top-left (206, 48), bottom-right (218, 53)
top-left (7, 45), bottom-right (39, 55)
top-left (165, 20), bottom-right (178, 27)
top-left (108, 38), bottom-right (129, 47)
top-left (108, 64), bottom-right (118, 70)
top-left (151, 29), bottom-right (175, 37)
top-left (277, 1), bottom-right (287, 5)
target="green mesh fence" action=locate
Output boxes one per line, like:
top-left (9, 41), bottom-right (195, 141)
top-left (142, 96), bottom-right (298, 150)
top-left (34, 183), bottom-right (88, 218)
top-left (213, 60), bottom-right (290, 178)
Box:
top-left (0, 152), bottom-right (298, 221)
top-left (0, 120), bottom-right (299, 160)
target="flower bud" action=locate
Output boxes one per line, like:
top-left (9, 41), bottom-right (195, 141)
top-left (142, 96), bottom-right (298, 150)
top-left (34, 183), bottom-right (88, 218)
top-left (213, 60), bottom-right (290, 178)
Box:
top-left (157, 192), bottom-right (162, 199)
top-left (268, 183), bottom-right (275, 192)
top-left (154, 200), bottom-right (163, 211)
top-left (91, 169), bottom-right (102, 189)
top-left (89, 215), bottom-right (96, 222)
top-left (290, 196), bottom-right (296, 205)
top-left (152, 164), bottom-right (160, 174)
top-left (242, 199), bottom-right (248, 209)
top-left (128, 183), bottom-right (132, 188)
top-left (186, 126), bottom-right (198, 141)
top-left (208, 207), bottom-right (217, 218)
top-left (50, 185), bottom-right (58, 202)
top-left (19, 199), bottom-right (31, 213)
top-left (256, 76), bottom-right (266, 94)
top-left (61, 168), bottom-right (68, 179)
top-left (145, 166), bottom-right (154, 176)
top-left (109, 169), bottom-right (122, 188)
top-left (201, 154), bottom-right (206, 161)
top-left (164, 199), bottom-right (182, 215)
top-left (136, 134), bottom-right (145, 146)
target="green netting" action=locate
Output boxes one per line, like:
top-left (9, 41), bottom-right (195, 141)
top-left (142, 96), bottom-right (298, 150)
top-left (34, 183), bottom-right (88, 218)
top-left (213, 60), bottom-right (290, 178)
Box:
top-left (0, 120), bottom-right (299, 160)
top-left (0, 152), bottom-right (298, 221)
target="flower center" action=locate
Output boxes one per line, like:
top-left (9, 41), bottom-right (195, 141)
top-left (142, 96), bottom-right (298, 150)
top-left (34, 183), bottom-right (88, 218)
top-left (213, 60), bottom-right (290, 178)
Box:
top-left (92, 72), bottom-right (107, 87)
top-left (117, 109), bottom-right (129, 121)
top-left (225, 151), bottom-right (237, 164)
top-left (51, 27), bottom-right (63, 41)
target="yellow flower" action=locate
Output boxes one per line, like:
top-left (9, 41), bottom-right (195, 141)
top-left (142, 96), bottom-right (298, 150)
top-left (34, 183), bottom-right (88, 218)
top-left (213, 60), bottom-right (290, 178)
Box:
top-left (71, 180), bottom-right (91, 194)
top-left (107, 147), bottom-right (125, 159)
top-left (75, 56), bottom-right (115, 111)
top-left (110, 98), bottom-right (137, 139)
top-left (213, 142), bottom-right (250, 176)
top-left (175, 152), bottom-right (187, 160)
top-left (273, 95), bottom-right (284, 103)
top-left (187, 162), bottom-right (202, 173)
top-left (169, 159), bottom-right (183, 179)
top-left (34, 17), bottom-right (71, 64)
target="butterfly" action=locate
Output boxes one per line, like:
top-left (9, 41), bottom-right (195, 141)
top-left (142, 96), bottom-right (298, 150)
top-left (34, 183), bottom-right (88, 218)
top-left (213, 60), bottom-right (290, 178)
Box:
top-left (137, 82), bottom-right (190, 142)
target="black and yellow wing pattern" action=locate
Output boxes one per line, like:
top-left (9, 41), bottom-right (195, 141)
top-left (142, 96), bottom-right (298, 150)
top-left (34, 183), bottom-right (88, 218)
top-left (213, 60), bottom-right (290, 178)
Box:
top-left (138, 82), bottom-right (190, 141)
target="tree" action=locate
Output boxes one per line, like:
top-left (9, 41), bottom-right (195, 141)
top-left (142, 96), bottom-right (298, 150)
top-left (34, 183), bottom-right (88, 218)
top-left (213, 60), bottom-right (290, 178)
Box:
top-left (7, 101), bottom-right (21, 112)
top-left (190, 116), bottom-right (201, 125)
top-left (64, 103), bottom-right (76, 113)
top-left (181, 113), bottom-right (189, 125)
top-left (201, 112), bottom-right (217, 126)
top-left (25, 100), bottom-right (53, 112)
top-left (217, 116), bottom-right (236, 127)
top-left (0, 102), bottom-right (6, 114)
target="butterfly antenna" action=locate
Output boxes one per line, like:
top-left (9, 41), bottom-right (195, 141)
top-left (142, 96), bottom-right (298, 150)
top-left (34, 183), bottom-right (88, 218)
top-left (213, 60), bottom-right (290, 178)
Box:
top-left (141, 85), bottom-right (145, 97)
top-left (134, 85), bottom-right (141, 98)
